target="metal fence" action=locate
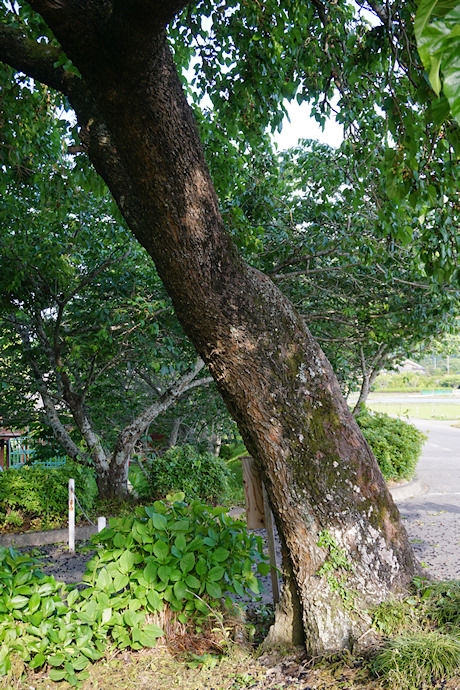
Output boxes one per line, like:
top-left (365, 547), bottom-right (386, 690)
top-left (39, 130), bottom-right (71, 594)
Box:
top-left (7, 435), bottom-right (67, 470)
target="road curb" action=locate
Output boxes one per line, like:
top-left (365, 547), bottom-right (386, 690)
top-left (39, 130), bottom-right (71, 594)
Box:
top-left (390, 479), bottom-right (429, 502)
top-left (0, 524), bottom-right (97, 548)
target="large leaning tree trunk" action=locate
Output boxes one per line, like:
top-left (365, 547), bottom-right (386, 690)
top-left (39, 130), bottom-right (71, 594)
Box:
top-left (0, 0), bottom-right (421, 653)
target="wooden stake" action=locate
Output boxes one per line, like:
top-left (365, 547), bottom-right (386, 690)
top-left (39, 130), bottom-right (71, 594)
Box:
top-left (262, 483), bottom-right (280, 605)
top-left (241, 456), bottom-right (280, 606)
top-left (241, 456), bottom-right (265, 529)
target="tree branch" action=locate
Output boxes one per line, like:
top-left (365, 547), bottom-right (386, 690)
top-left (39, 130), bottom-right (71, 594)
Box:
top-left (0, 23), bottom-right (77, 96)
top-left (269, 248), bottom-right (342, 275)
top-left (271, 263), bottom-right (358, 281)
top-left (58, 248), bottom-right (131, 309)
top-left (111, 357), bottom-right (211, 463)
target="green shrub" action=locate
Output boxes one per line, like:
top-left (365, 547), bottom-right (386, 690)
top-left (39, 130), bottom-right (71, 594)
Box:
top-left (0, 461), bottom-right (97, 531)
top-left (357, 409), bottom-right (427, 481)
top-left (437, 374), bottom-right (460, 388)
top-left (140, 444), bottom-right (231, 504)
top-left (374, 371), bottom-right (460, 391)
top-left (87, 492), bottom-right (269, 618)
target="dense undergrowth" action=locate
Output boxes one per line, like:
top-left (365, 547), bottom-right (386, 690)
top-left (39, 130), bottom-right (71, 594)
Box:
top-left (0, 461), bottom-right (97, 533)
top-left (0, 410), bottom-right (426, 534)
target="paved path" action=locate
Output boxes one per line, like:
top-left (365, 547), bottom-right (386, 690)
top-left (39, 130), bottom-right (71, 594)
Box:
top-left (395, 418), bottom-right (460, 581)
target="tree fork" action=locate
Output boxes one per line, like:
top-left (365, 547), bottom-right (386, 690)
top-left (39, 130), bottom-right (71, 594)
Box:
top-left (3, 0), bottom-right (420, 653)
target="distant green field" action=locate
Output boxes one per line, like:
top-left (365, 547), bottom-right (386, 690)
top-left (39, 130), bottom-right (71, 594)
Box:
top-left (366, 401), bottom-right (460, 420)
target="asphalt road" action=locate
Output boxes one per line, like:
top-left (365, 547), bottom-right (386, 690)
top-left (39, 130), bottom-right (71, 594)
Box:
top-left (396, 418), bottom-right (460, 581)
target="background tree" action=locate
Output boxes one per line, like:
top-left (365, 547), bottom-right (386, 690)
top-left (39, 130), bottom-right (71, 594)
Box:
top-left (0, 76), bottom-right (213, 495)
top-left (216, 137), bottom-right (460, 407)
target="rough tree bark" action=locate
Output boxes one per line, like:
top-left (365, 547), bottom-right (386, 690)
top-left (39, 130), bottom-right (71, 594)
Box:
top-left (0, 0), bottom-right (421, 653)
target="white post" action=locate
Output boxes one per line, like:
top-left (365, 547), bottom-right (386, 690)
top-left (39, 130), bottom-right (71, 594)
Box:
top-left (97, 516), bottom-right (107, 532)
top-left (68, 478), bottom-right (75, 553)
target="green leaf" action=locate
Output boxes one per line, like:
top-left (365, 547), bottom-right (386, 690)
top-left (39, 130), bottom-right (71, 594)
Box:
top-left (95, 568), bottom-right (112, 590)
top-left (212, 547), bottom-right (230, 562)
top-left (0, 655), bottom-right (11, 676)
top-left (233, 580), bottom-right (245, 597)
top-left (185, 574), bottom-right (200, 590)
top-left (147, 589), bottom-right (162, 611)
top-left (29, 653), bottom-right (46, 669)
top-left (151, 513), bottom-right (168, 531)
top-left (139, 624), bottom-right (164, 647)
top-left (443, 51), bottom-right (460, 125)
top-left (415, 2), bottom-right (460, 123)
top-left (246, 575), bottom-right (260, 594)
top-left (187, 536), bottom-right (204, 551)
top-left (66, 588), bottom-right (80, 607)
top-left (73, 656), bottom-right (90, 671)
top-left (415, 0), bottom-right (440, 42)
top-left (67, 673), bottom-right (80, 687)
top-left (113, 533), bottom-right (126, 548)
top-left (118, 550), bottom-right (136, 574)
top-left (28, 591), bottom-right (42, 612)
top-left (47, 654), bottom-right (66, 667)
top-left (174, 534), bottom-right (187, 551)
top-left (113, 572), bottom-right (129, 591)
top-left (158, 565), bottom-right (173, 583)
top-left (101, 607), bottom-right (112, 624)
top-left (144, 562), bottom-right (158, 583)
top-left (173, 580), bottom-right (187, 600)
top-left (153, 540), bottom-right (169, 563)
top-left (180, 552), bottom-right (195, 573)
top-left (9, 595), bottom-right (28, 609)
top-left (207, 565), bottom-right (225, 581)
top-left (205, 581), bottom-right (222, 599)
top-left (166, 491), bottom-right (185, 503)
top-left (49, 669), bottom-right (67, 681)
top-left (196, 558), bottom-right (207, 575)
top-left (257, 562), bottom-right (271, 576)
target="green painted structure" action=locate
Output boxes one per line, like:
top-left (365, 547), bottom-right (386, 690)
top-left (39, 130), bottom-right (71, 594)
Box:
top-left (5, 435), bottom-right (67, 470)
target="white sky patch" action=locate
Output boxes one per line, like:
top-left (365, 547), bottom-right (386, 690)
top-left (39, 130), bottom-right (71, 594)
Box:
top-left (273, 100), bottom-right (344, 151)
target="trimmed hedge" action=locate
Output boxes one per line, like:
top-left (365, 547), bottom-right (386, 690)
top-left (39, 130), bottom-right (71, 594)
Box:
top-left (357, 409), bottom-right (427, 481)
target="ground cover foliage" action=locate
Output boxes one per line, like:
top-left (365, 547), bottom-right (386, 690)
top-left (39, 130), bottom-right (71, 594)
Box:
top-left (0, 493), bottom-right (269, 687)
top-left (1, 536), bottom-right (459, 689)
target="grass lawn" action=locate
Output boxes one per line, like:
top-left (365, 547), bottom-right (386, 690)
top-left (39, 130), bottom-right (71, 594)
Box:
top-left (366, 401), bottom-right (460, 420)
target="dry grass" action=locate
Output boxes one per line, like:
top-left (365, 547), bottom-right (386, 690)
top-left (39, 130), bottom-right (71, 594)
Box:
top-left (3, 644), bottom-right (459, 690)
